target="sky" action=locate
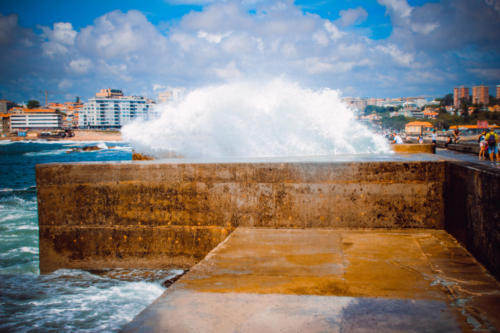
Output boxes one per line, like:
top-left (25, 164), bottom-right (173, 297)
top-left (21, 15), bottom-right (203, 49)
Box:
top-left (0, 0), bottom-right (499, 103)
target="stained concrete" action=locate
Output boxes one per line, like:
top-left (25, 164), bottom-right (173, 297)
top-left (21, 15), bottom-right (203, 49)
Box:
top-left (445, 161), bottom-right (500, 280)
top-left (37, 159), bottom-right (446, 273)
top-left (123, 228), bottom-right (500, 332)
top-left (392, 143), bottom-right (436, 154)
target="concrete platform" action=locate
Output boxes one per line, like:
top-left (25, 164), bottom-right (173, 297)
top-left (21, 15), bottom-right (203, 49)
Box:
top-left (123, 228), bottom-right (500, 332)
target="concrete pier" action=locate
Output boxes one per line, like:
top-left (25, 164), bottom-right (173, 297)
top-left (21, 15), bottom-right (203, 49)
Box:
top-left (123, 228), bottom-right (500, 332)
top-left (37, 156), bottom-right (446, 273)
top-left (35, 154), bottom-right (500, 331)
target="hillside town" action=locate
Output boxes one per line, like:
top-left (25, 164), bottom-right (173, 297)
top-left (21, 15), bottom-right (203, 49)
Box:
top-left (0, 85), bottom-right (499, 140)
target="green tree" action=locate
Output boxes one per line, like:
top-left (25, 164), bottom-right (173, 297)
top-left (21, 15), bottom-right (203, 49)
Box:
top-left (27, 100), bottom-right (40, 109)
top-left (440, 93), bottom-right (453, 106)
top-left (489, 96), bottom-right (497, 106)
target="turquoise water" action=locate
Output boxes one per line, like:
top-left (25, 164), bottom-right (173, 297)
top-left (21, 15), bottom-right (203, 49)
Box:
top-left (0, 141), bottom-right (180, 332)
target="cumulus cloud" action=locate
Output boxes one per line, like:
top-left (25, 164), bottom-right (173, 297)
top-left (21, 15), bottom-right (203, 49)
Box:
top-left (40, 22), bottom-right (77, 56)
top-left (0, 0), bottom-right (499, 102)
top-left (68, 59), bottom-right (92, 74)
top-left (376, 44), bottom-right (416, 67)
top-left (77, 10), bottom-right (168, 59)
top-left (337, 7), bottom-right (368, 27)
top-left (378, 0), bottom-right (412, 18)
top-left (324, 21), bottom-right (344, 41)
top-left (58, 79), bottom-right (73, 90)
top-left (197, 30), bottom-right (231, 43)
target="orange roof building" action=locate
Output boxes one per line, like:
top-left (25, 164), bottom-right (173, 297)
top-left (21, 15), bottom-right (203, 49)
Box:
top-left (405, 121), bottom-right (434, 135)
top-left (0, 113), bottom-right (10, 134)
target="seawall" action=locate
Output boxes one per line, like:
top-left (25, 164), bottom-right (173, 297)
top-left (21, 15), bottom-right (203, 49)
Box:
top-left (36, 156), bottom-right (500, 281)
top-left (445, 161), bottom-right (500, 278)
top-left (37, 157), bottom-right (446, 274)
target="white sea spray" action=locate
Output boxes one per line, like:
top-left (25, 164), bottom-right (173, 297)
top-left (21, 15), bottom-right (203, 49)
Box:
top-left (122, 79), bottom-right (389, 158)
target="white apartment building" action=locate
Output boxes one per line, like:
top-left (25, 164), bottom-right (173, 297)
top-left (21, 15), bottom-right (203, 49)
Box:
top-left (79, 89), bottom-right (155, 129)
top-left (10, 109), bottom-right (62, 129)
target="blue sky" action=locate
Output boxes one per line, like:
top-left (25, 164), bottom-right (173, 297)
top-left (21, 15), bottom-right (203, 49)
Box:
top-left (0, 0), bottom-right (499, 103)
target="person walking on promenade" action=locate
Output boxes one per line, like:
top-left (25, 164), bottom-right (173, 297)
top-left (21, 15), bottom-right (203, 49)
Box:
top-left (484, 128), bottom-right (499, 162)
top-left (478, 131), bottom-right (487, 160)
top-left (393, 133), bottom-right (403, 144)
top-left (431, 130), bottom-right (437, 145)
top-left (453, 128), bottom-right (461, 143)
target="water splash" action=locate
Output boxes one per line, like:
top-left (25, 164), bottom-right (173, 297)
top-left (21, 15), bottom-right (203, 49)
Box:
top-left (122, 79), bottom-right (389, 158)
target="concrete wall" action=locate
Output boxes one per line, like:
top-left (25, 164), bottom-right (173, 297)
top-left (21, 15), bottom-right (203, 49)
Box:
top-left (37, 160), bottom-right (446, 273)
top-left (445, 161), bottom-right (500, 280)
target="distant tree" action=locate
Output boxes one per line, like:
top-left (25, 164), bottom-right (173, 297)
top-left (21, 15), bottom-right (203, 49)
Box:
top-left (440, 93), bottom-right (453, 106)
top-left (380, 115), bottom-right (411, 130)
top-left (489, 96), bottom-right (497, 106)
top-left (27, 100), bottom-right (40, 109)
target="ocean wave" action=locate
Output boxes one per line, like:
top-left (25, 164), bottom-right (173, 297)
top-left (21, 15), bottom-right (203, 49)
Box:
top-left (0, 267), bottom-right (181, 332)
top-left (0, 194), bottom-right (37, 208)
top-left (6, 246), bottom-right (38, 255)
top-left (16, 224), bottom-right (38, 230)
top-left (0, 186), bottom-right (37, 193)
top-left (0, 213), bottom-right (27, 222)
top-left (23, 148), bottom-right (70, 156)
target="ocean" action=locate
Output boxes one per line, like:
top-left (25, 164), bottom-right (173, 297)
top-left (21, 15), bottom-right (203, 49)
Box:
top-left (0, 141), bottom-right (181, 332)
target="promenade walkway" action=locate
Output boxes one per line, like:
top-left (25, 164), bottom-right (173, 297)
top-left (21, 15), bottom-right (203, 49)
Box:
top-left (123, 228), bottom-right (500, 332)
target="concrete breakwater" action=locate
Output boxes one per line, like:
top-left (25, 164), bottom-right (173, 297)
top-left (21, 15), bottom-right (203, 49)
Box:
top-left (36, 155), bottom-right (500, 331)
top-left (36, 156), bottom-right (500, 279)
top-left (37, 157), bottom-right (448, 273)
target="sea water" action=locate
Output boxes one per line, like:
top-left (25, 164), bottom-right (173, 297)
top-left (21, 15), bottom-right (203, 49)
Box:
top-left (0, 141), bottom-right (181, 332)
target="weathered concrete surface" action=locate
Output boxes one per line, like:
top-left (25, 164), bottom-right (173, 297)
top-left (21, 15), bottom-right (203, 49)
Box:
top-left (123, 228), bottom-right (500, 332)
top-left (392, 143), bottom-right (436, 154)
top-left (445, 161), bottom-right (500, 280)
top-left (37, 160), bottom-right (446, 272)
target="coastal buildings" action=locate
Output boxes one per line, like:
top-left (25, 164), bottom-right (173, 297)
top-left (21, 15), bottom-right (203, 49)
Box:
top-left (497, 85), bottom-right (500, 99)
top-left (79, 89), bottom-right (155, 129)
top-left (48, 101), bottom-right (83, 128)
top-left (405, 121), bottom-right (433, 135)
top-left (0, 100), bottom-right (15, 113)
top-left (9, 108), bottom-right (62, 130)
top-left (0, 113), bottom-right (10, 135)
top-left (158, 91), bottom-right (172, 104)
top-left (453, 86), bottom-right (469, 108)
top-left (342, 97), bottom-right (367, 114)
top-left (472, 85), bottom-right (489, 105)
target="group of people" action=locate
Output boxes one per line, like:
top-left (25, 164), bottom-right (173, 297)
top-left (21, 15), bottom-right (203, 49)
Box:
top-left (478, 128), bottom-right (500, 162)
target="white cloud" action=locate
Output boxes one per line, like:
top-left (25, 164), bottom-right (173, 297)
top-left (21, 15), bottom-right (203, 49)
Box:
top-left (77, 10), bottom-right (167, 59)
top-left (468, 68), bottom-right (500, 80)
top-left (153, 84), bottom-right (168, 91)
top-left (50, 22), bottom-right (77, 45)
top-left (40, 22), bottom-right (77, 57)
top-left (337, 7), bottom-right (368, 27)
top-left (1, 1), bottom-right (499, 102)
top-left (376, 44), bottom-right (416, 67)
top-left (484, 0), bottom-right (500, 14)
top-left (213, 61), bottom-right (242, 79)
top-left (411, 22), bottom-right (439, 34)
top-left (58, 79), bottom-right (73, 90)
top-left (324, 21), bottom-right (344, 41)
top-left (377, 0), bottom-right (413, 18)
top-left (197, 30), bottom-right (231, 43)
top-left (312, 30), bottom-right (329, 46)
top-left (68, 58), bottom-right (92, 74)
